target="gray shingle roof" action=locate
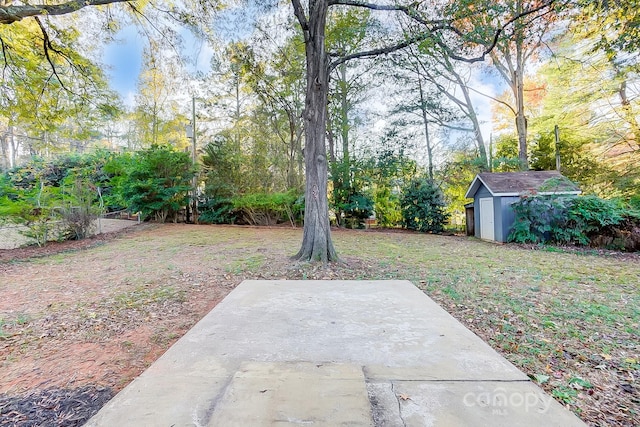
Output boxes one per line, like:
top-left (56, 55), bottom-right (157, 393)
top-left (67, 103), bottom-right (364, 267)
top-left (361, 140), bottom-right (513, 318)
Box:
top-left (465, 171), bottom-right (581, 198)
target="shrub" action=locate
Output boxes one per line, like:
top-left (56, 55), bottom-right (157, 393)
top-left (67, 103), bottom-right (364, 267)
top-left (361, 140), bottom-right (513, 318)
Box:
top-left (341, 191), bottom-right (374, 229)
top-left (7, 151), bottom-right (115, 193)
top-left (231, 191), bottom-right (301, 226)
top-left (199, 192), bottom-right (304, 226)
top-left (509, 196), bottom-right (575, 244)
top-left (111, 145), bottom-right (194, 223)
top-left (57, 172), bottom-right (103, 240)
top-left (400, 178), bottom-right (450, 233)
top-left (373, 186), bottom-right (401, 228)
top-left (330, 158), bottom-right (374, 229)
top-left (1, 153), bottom-right (115, 245)
top-left (0, 175), bottom-right (24, 220)
top-left (6, 183), bottom-right (63, 246)
top-left (198, 196), bottom-right (236, 224)
top-left (508, 194), bottom-right (639, 249)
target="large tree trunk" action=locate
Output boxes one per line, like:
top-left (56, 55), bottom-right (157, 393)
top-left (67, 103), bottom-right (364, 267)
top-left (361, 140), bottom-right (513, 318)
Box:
top-left (514, 0), bottom-right (528, 170)
top-left (488, 0), bottom-right (530, 170)
top-left (417, 77), bottom-right (434, 181)
top-left (0, 132), bottom-right (8, 170)
top-left (293, 0), bottom-right (338, 262)
top-left (515, 106), bottom-right (528, 169)
top-left (456, 78), bottom-right (488, 169)
top-left (514, 61), bottom-right (528, 169)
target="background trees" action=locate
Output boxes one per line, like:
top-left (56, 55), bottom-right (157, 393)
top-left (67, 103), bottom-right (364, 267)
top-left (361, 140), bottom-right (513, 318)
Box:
top-left (0, 16), bottom-right (120, 165)
top-left (400, 177), bottom-right (450, 233)
top-left (108, 145), bottom-right (194, 223)
top-left (0, 0), bottom-right (639, 254)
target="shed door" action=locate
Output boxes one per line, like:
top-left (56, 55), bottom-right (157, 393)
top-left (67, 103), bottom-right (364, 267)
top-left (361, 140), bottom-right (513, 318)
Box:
top-left (479, 198), bottom-right (495, 241)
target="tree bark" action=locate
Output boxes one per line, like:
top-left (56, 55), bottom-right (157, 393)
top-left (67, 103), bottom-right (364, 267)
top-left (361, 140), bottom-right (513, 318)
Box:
top-left (488, 0), bottom-right (532, 171)
top-left (514, 0), bottom-right (528, 170)
top-left (0, 132), bottom-right (7, 170)
top-left (455, 77), bottom-right (488, 168)
top-left (438, 54), bottom-right (488, 169)
top-left (9, 125), bottom-right (16, 168)
top-left (0, 0), bottom-right (130, 24)
top-left (292, 0), bottom-right (338, 262)
top-left (415, 50), bottom-right (488, 170)
top-left (417, 77), bottom-right (434, 181)
top-left (514, 54), bottom-right (528, 168)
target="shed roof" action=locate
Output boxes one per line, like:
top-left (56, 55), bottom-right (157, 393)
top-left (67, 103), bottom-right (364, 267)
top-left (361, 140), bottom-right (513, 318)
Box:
top-left (465, 171), bottom-right (581, 199)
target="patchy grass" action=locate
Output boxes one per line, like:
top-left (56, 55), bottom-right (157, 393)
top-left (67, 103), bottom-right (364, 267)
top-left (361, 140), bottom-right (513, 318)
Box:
top-left (1, 224), bottom-right (638, 426)
top-left (336, 231), bottom-right (639, 425)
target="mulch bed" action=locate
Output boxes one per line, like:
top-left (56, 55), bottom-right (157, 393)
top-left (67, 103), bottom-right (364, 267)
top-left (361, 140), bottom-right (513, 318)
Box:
top-left (0, 227), bottom-right (150, 426)
top-left (0, 386), bottom-right (113, 427)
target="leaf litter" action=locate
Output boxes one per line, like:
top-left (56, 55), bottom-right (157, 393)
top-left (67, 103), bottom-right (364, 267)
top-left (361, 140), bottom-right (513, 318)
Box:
top-left (0, 223), bottom-right (638, 426)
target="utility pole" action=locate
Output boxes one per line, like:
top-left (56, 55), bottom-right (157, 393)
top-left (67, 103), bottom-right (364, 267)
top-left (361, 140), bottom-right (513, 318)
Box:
top-left (191, 96), bottom-right (198, 224)
top-left (554, 124), bottom-right (561, 172)
top-left (489, 133), bottom-right (493, 172)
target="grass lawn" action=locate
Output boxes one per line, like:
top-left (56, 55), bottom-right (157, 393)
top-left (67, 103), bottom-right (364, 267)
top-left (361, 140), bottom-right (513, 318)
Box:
top-left (1, 223), bottom-right (638, 426)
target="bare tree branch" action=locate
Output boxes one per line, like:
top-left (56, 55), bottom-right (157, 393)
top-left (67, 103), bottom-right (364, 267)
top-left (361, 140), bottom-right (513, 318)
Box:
top-left (0, 33), bottom-right (9, 81)
top-left (34, 16), bottom-right (69, 93)
top-left (466, 84), bottom-right (518, 116)
top-left (329, 0), bottom-right (559, 70)
top-left (329, 0), bottom-right (451, 27)
top-left (1, 0), bottom-right (132, 25)
top-left (330, 32), bottom-right (430, 70)
top-left (447, 0), bottom-right (558, 63)
top-left (291, 0), bottom-right (309, 34)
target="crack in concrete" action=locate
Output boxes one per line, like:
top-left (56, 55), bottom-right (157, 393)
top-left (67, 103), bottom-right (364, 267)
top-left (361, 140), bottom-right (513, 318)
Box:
top-left (391, 382), bottom-right (408, 427)
top-left (201, 371), bottom-right (236, 425)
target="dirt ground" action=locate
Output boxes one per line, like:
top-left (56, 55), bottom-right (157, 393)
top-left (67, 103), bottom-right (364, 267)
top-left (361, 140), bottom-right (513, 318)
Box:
top-left (0, 219), bottom-right (138, 250)
top-left (0, 224), bottom-right (638, 426)
top-left (1, 224), bottom-right (360, 425)
top-left (1, 225), bottom-right (227, 393)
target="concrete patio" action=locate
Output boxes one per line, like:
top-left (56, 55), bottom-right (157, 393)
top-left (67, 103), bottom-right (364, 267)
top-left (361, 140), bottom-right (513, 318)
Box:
top-left (86, 280), bottom-right (585, 426)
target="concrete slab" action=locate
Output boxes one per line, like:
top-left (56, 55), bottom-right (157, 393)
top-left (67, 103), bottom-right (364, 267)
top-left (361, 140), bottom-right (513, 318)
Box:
top-left (208, 362), bottom-right (372, 426)
top-left (367, 381), bottom-right (580, 427)
top-left (86, 280), bottom-right (585, 426)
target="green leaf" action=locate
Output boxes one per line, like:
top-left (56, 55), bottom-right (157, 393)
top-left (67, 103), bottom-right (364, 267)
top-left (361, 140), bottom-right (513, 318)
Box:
top-left (533, 374), bottom-right (550, 384)
top-left (568, 377), bottom-right (593, 389)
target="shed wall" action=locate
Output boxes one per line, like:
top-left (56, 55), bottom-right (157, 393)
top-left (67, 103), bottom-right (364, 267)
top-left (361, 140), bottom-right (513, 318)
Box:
top-left (497, 196), bottom-right (520, 242)
top-left (473, 186), bottom-right (493, 239)
top-left (465, 206), bottom-right (474, 236)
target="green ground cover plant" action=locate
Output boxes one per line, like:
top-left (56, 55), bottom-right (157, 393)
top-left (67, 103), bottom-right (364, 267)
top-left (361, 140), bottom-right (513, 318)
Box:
top-left (509, 194), bottom-right (640, 250)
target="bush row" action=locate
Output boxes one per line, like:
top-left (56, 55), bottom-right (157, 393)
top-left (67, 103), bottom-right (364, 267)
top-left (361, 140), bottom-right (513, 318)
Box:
top-left (199, 177), bottom-right (451, 233)
top-left (2, 150), bottom-right (453, 247)
top-left (198, 192), bottom-right (304, 226)
top-left (508, 195), bottom-right (640, 251)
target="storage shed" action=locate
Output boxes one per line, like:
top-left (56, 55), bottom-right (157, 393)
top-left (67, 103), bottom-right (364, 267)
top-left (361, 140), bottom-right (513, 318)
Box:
top-left (464, 171), bottom-right (581, 242)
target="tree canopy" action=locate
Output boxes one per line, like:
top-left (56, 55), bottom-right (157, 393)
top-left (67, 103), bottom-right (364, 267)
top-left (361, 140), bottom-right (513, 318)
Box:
top-left (1, 0), bottom-right (639, 260)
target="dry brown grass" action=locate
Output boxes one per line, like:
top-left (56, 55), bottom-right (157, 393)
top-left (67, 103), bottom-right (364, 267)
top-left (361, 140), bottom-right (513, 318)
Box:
top-left (1, 224), bottom-right (638, 426)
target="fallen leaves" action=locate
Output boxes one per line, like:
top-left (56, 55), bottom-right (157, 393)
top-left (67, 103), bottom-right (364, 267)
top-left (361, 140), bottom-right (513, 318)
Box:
top-left (1, 224), bottom-right (638, 427)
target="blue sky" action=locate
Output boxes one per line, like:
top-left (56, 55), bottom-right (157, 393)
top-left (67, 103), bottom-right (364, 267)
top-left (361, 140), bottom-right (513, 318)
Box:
top-left (99, 18), bottom-right (499, 148)
top-left (102, 26), bottom-right (214, 107)
top-left (103, 26), bottom-right (144, 103)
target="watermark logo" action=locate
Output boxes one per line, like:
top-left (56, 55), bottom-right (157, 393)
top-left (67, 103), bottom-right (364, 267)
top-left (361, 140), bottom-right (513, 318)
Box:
top-left (462, 387), bottom-right (554, 415)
